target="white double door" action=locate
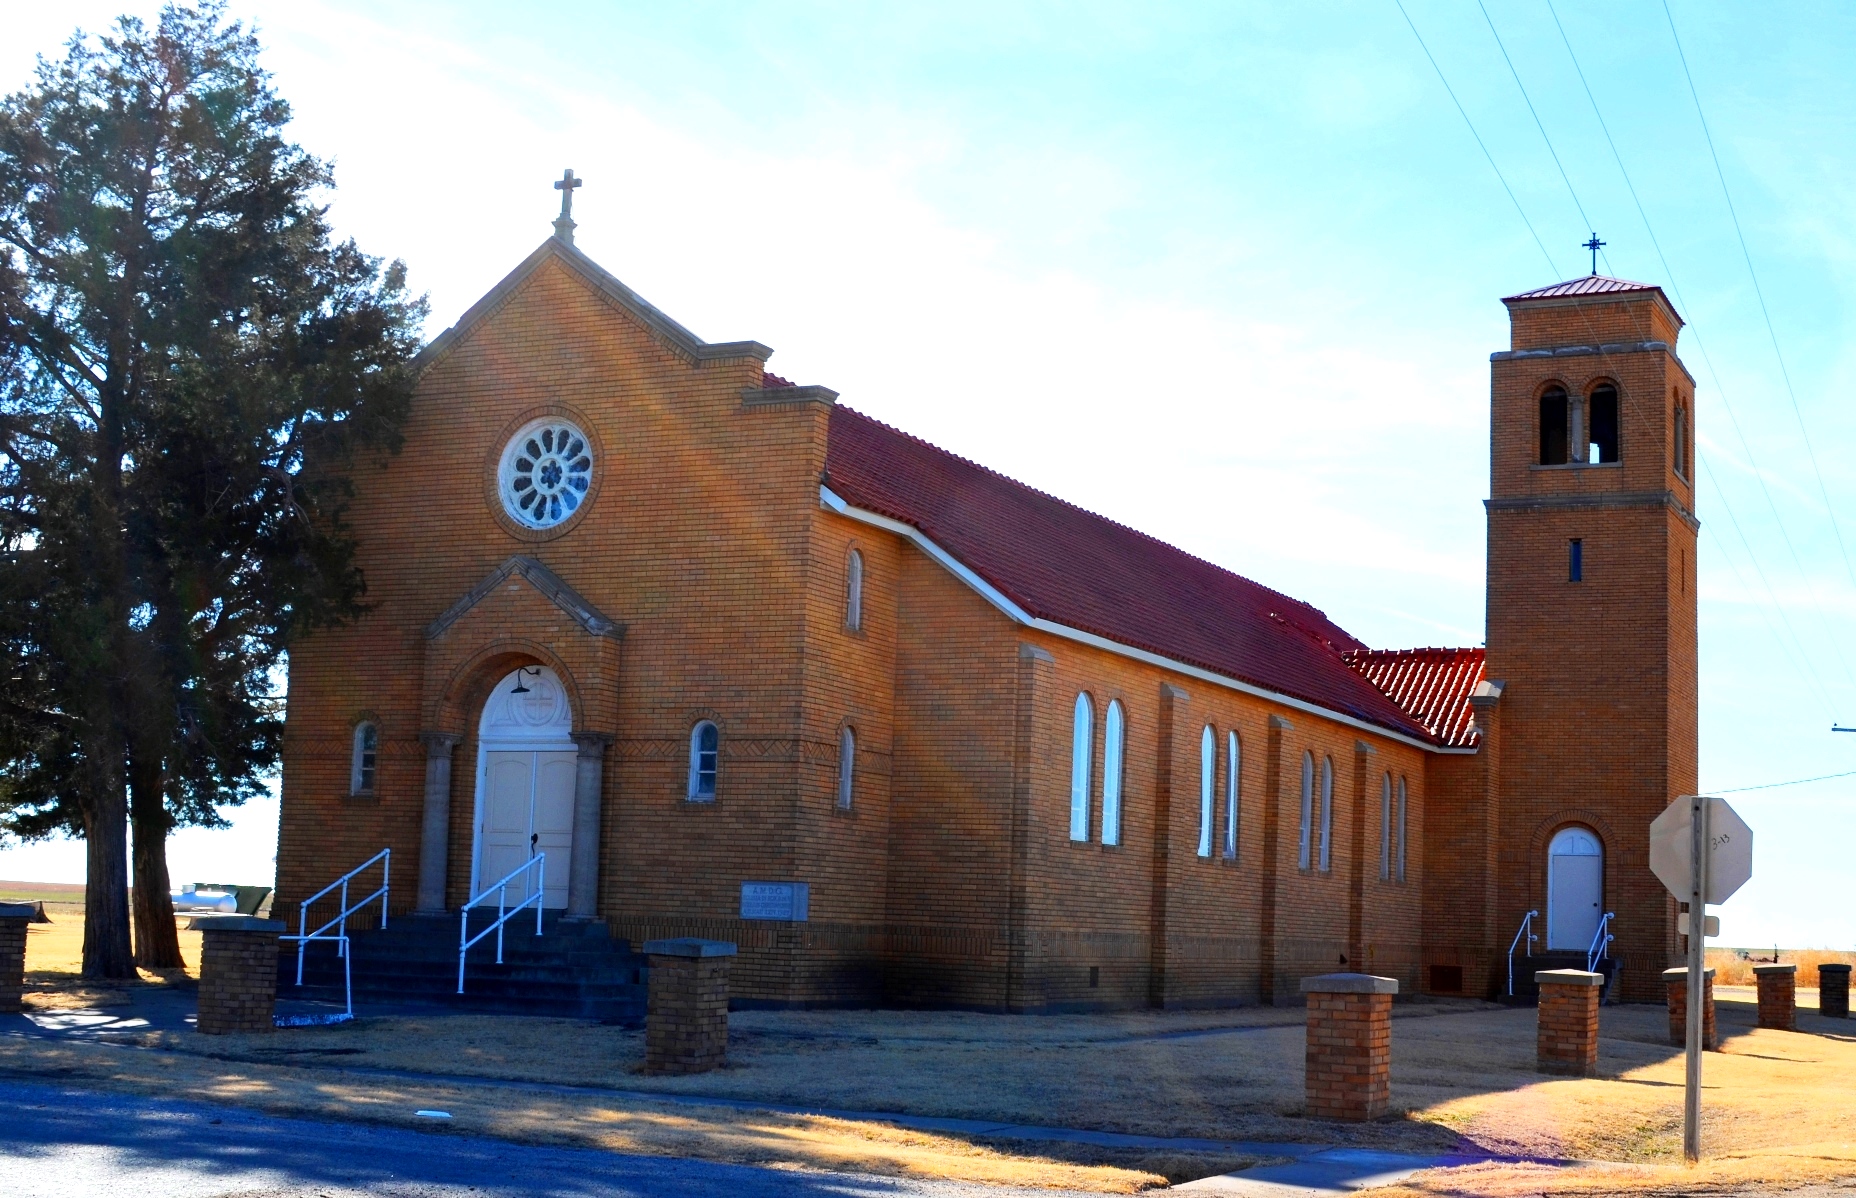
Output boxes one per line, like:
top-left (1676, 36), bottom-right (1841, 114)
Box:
top-left (474, 747), bottom-right (576, 910)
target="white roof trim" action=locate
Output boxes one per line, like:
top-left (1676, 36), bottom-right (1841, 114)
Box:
top-left (819, 486), bottom-right (1470, 755)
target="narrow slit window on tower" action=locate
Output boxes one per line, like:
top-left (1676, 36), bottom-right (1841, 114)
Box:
top-left (1569, 538), bottom-right (1584, 583)
top-left (1539, 387), bottom-right (1569, 465)
top-left (1674, 400), bottom-right (1690, 479)
top-left (1588, 384), bottom-right (1620, 463)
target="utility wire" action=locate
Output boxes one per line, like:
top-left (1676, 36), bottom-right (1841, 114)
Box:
top-left (1661, 1), bottom-right (1856, 618)
top-left (1393, 0), bottom-right (1560, 278)
top-left (1714, 768), bottom-right (1856, 794)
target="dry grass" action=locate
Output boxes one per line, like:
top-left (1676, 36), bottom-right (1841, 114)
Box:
top-left (20, 901), bottom-right (200, 1010)
top-left (1709, 948), bottom-right (1856, 987)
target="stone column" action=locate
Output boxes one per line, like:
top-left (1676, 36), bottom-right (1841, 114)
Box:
top-left (1301, 973), bottom-right (1396, 1121)
top-left (1663, 966), bottom-right (1718, 1050)
top-left (1755, 963), bottom-right (1797, 1031)
top-left (645, 938), bottom-right (736, 1074)
top-left (417, 732), bottom-right (461, 914)
top-left (193, 916), bottom-right (284, 1034)
top-left (567, 732), bottom-right (613, 920)
top-left (1819, 963), bottom-right (1850, 1019)
top-left (0, 902), bottom-right (34, 1014)
top-left (1536, 969), bottom-right (1603, 1075)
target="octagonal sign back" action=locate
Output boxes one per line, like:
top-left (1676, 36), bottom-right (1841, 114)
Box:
top-left (1649, 796), bottom-right (1754, 906)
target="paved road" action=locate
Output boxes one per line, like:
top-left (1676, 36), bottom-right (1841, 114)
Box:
top-left (0, 1080), bottom-right (1099, 1198)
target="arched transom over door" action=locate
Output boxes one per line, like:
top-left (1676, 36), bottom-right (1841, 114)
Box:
top-left (473, 666), bottom-right (576, 909)
top-left (1546, 826), bottom-right (1603, 952)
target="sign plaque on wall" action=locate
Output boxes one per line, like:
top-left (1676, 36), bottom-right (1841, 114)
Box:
top-left (740, 881), bottom-right (810, 922)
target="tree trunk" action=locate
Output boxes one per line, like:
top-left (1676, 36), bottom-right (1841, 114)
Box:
top-left (80, 732), bottom-right (135, 980)
top-left (130, 748), bottom-right (184, 970)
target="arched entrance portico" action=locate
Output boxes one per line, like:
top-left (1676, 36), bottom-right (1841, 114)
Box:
top-left (472, 666), bottom-right (577, 908)
top-left (1546, 826), bottom-right (1603, 952)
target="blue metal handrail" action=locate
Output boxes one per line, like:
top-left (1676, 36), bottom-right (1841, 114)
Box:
top-left (1507, 909), bottom-right (1539, 997)
top-left (288, 848), bottom-right (389, 987)
top-left (1587, 911), bottom-right (1616, 973)
top-left (458, 854), bottom-right (544, 994)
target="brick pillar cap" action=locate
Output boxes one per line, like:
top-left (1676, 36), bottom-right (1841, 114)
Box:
top-left (1752, 963), bottom-right (1797, 976)
top-left (1300, 972), bottom-right (1398, 995)
top-left (1663, 966), bottom-right (1715, 980)
top-left (1818, 963), bottom-right (1852, 974)
top-left (644, 938), bottom-right (737, 958)
top-left (1535, 969), bottom-right (1604, 986)
top-left (187, 915), bottom-right (285, 933)
top-left (0, 902), bottom-right (37, 920)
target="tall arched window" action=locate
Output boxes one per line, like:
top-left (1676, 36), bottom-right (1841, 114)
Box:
top-left (1223, 730), bottom-right (1240, 859)
top-left (1589, 384), bottom-right (1620, 463)
top-left (1396, 776), bottom-right (1409, 882)
top-left (837, 725), bottom-right (856, 809)
top-left (1379, 773), bottom-right (1392, 880)
top-left (845, 549), bottom-right (864, 631)
top-left (688, 721), bottom-right (719, 801)
top-left (1101, 700), bottom-right (1124, 847)
top-left (1673, 400), bottom-right (1690, 479)
top-left (350, 722), bottom-right (378, 795)
top-left (1539, 386), bottom-right (1570, 465)
top-left (1196, 725), bottom-right (1215, 857)
top-left (1069, 693), bottom-right (1093, 842)
top-left (1298, 751), bottom-right (1314, 870)
top-left (1318, 756), bottom-right (1335, 872)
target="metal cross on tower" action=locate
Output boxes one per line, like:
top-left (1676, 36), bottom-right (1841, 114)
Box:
top-left (553, 169), bottom-right (583, 245)
top-left (1584, 233), bottom-right (1605, 276)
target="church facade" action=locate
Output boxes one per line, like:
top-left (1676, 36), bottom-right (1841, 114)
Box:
top-left (276, 211), bottom-right (1697, 1009)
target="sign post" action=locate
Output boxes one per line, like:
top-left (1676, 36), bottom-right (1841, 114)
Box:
top-left (1650, 795), bottom-right (1754, 1167)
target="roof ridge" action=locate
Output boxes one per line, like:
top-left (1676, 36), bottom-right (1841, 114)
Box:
top-left (830, 405), bottom-right (1340, 632)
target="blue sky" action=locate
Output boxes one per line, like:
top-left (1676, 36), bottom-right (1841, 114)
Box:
top-left (4, 1), bottom-right (1853, 947)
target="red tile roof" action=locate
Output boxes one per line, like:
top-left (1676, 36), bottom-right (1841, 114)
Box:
top-left (1340, 648), bottom-right (1486, 748)
top-left (823, 405), bottom-right (1453, 746)
top-left (1503, 275), bottom-right (1664, 301)
top-left (761, 372), bottom-right (796, 389)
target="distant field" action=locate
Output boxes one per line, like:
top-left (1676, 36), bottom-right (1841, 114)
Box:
top-left (0, 880), bottom-right (85, 907)
top-left (1709, 947), bottom-right (1856, 986)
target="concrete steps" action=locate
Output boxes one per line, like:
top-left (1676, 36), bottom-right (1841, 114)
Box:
top-left (277, 909), bottom-right (648, 1022)
top-left (1504, 951), bottom-right (1621, 1005)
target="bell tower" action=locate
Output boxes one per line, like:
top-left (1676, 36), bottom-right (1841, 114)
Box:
top-left (1484, 276), bottom-right (1698, 1001)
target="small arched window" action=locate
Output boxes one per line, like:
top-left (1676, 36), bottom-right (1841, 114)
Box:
top-left (1396, 777), bottom-right (1409, 882)
top-left (350, 722), bottom-right (378, 796)
top-left (1223, 730), bottom-right (1240, 859)
top-left (1589, 383), bottom-right (1620, 463)
top-left (1539, 386), bottom-right (1570, 465)
top-left (1298, 751), bottom-right (1315, 870)
top-left (837, 725), bottom-right (856, 810)
top-left (1102, 700), bottom-right (1124, 847)
top-left (688, 721), bottom-right (719, 801)
top-left (1196, 725), bottom-right (1215, 858)
top-left (845, 549), bottom-right (864, 631)
top-left (1379, 773), bottom-right (1393, 880)
top-left (1069, 693), bottom-right (1093, 842)
top-left (1318, 756), bottom-right (1335, 873)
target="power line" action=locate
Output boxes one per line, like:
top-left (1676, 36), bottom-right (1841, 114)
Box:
top-left (1660, 1), bottom-right (1856, 620)
top-left (1714, 768), bottom-right (1856, 795)
top-left (1392, 0), bottom-right (1561, 277)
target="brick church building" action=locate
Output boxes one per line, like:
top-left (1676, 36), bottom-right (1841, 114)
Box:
top-left (277, 190), bottom-right (1697, 1009)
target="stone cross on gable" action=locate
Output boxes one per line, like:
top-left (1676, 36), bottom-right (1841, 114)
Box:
top-left (553, 169), bottom-right (583, 245)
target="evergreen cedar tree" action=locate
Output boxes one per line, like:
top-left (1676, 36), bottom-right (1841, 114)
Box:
top-left (0, 2), bottom-right (425, 977)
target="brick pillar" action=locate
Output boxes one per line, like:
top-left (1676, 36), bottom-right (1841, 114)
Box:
top-left (645, 938), bottom-right (736, 1074)
top-left (1301, 973), bottom-right (1396, 1121)
top-left (0, 903), bottom-right (34, 1014)
top-left (1535, 969), bottom-right (1602, 1075)
top-left (193, 916), bottom-right (284, 1035)
top-left (1754, 963), bottom-right (1797, 1031)
top-left (1662, 966), bottom-right (1718, 1050)
top-left (1819, 963), bottom-right (1850, 1019)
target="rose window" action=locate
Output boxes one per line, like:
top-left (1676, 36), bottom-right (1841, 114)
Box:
top-left (498, 419), bottom-right (593, 529)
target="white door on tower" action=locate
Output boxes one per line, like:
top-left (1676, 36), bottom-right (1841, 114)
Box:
top-left (1546, 827), bottom-right (1603, 952)
top-left (472, 666), bottom-right (578, 910)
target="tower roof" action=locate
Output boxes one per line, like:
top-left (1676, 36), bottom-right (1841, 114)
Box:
top-left (1502, 275), bottom-right (1682, 329)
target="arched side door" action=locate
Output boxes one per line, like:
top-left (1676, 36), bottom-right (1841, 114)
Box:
top-left (1546, 826), bottom-right (1603, 952)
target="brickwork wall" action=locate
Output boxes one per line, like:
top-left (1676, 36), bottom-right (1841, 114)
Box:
top-left (1664, 967), bottom-right (1718, 1049)
top-left (1421, 735), bottom-right (1499, 997)
top-left (1536, 977), bottom-right (1601, 1075)
top-left (1304, 990), bottom-right (1392, 1120)
top-left (197, 928), bottom-right (280, 1034)
top-left (0, 917), bottom-right (26, 1013)
top-left (645, 953), bottom-right (731, 1073)
top-left (1756, 966), bottom-right (1796, 1031)
top-left (1485, 291), bottom-right (1696, 1003)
